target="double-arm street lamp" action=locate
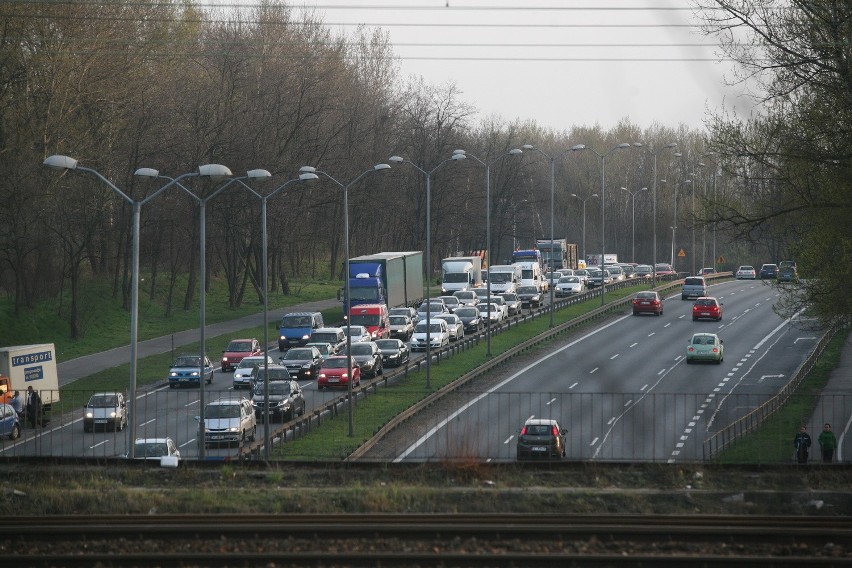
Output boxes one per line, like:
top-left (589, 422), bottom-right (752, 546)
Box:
top-left (632, 142), bottom-right (676, 286)
top-left (621, 186), bottom-right (648, 264)
top-left (302, 164), bottom-right (391, 437)
top-left (571, 143), bottom-right (631, 306)
top-left (452, 148), bottom-right (523, 356)
top-left (570, 193), bottom-right (598, 262)
top-left (670, 178), bottom-right (692, 270)
top-left (389, 153), bottom-right (465, 390)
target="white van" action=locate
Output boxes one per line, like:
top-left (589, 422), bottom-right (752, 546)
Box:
top-left (514, 261), bottom-right (546, 292)
top-left (487, 265), bottom-right (520, 294)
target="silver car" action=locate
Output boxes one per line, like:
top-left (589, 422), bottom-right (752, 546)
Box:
top-left (435, 313), bottom-right (465, 342)
top-left (232, 355), bottom-right (276, 389)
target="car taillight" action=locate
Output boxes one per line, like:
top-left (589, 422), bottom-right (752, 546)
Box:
top-left (520, 426), bottom-right (528, 436)
top-left (551, 426), bottom-right (559, 436)
top-left (688, 347), bottom-right (694, 352)
top-left (712, 348), bottom-right (719, 353)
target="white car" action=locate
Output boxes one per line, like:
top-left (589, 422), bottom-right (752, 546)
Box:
top-left (416, 299), bottom-right (449, 321)
top-left (232, 355), bottom-right (276, 389)
top-left (199, 397), bottom-right (257, 447)
top-left (476, 302), bottom-right (505, 323)
top-left (129, 437), bottom-right (180, 466)
top-left (437, 296), bottom-right (461, 313)
top-left (452, 290), bottom-right (479, 307)
top-left (435, 313), bottom-right (465, 342)
top-left (409, 319), bottom-right (450, 351)
top-left (736, 265), bottom-right (757, 279)
top-left (344, 325), bottom-right (372, 343)
top-left (487, 295), bottom-right (510, 320)
top-left (555, 276), bottom-right (584, 296)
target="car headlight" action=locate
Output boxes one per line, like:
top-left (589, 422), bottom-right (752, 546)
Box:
top-left (169, 371), bottom-right (178, 377)
top-left (301, 334), bottom-right (310, 340)
top-left (227, 426), bottom-right (239, 433)
top-left (109, 411), bottom-right (117, 418)
top-left (190, 371), bottom-right (199, 377)
top-left (85, 411), bottom-right (93, 419)
top-left (222, 356), bottom-right (229, 362)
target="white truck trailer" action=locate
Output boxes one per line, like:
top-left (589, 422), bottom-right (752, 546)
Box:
top-left (440, 256), bottom-right (483, 293)
top-left (0, 343), bottom-right (60, 409)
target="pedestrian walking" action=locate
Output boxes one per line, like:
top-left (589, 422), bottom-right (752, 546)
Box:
top-left (794, 425), bottom-right (812, 464)
top-left (10, 390), bottom-right (24, 420)
top-left (25, 385), bottom-right (42, 428)
top-left (818, 423), bottom-right (837, 463)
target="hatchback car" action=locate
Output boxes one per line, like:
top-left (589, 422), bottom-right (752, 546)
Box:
top-left (83, 392), bottom-right (127, 432)
top-left (344, 325), bottom-right (372, 343)
top-left (452, 290), bottom-right (479, 307)
top-left (220, 338), bottom-right (261, 372)
top-left (454, 307), bottom-right (483, 333)
top-left (348, 341), bottom-right (383, 378)
top-left (168, 354), bottom-right (214, 388)
top-left (251, 379), bottom-right (305, 422)
top-left (389, 306), bottom-right (418, 322)
top-left (416, 299), bottom-right (449, 321)
top-left (278, 347), bottom-right (323, 380)
top-left (317, 356), bottom-right (361, 390)
top-left (654, 263), bottom-right (676, 278)
top-left (130, 437), bottom-right (180, 463)
top-left (681, 276), bottom-right (708, 300)
top-left (692, 297), bottom-right (723, 321)
top-left (499, 292), bottom-right (522, 315)
top-left (375, 338), bottom-right (410, 368)
top-left (634, 265), bottom-right (653, 278)
top-left (389, 315), bottom-right (414, 341)
top-left (232, 355), bottom-right (276, 389)
top-left (0, 403), bottom-right (21, 440)
top-left (736, 265), bottom-right (756, 279)
top-left (516, 285), bottom-right (542, 307)
top-left (199, 397), bottom-right (257, 446)
top-left (476, 302), bottom-right (504, 324)
top-left (435, 313), bottom-right (465, 342)
top-left (686, 333), bottom-right (724, 364)
top-left (438, 296), bottom-right (461, 313)
top-left (632, 291), bottom-right (663, 316)
top-left (697, 267), bottom-right (716, 276)
top-left (410, 319), bottom-right (451, 351)
top-left (517, 418), bottom-right (567, 460)
top-left (555, 276), bottom-right (584, 297)
top-left (759, 263), bottom-right (779, 279)
top-left (778, 266), bottom-right (798, 283)
top-left (305, 342), bottom-right (336, 358)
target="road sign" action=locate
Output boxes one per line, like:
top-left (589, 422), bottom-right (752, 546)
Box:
top-left (717, 256), bottom-right (725, 263)
top-left (677, 248), bottom-right (686, 257)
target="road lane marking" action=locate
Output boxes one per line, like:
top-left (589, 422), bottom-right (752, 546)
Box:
top-left (569, 382), bottom-right (578, 389)
top-left (89, 440), bottom-right (109, 449)
top-left (590, 437), bottom-right (599, 446)
top-left (648, 332), bottom-right (655, 337)
top-left (610, 354), bottom-right (619, 360)
top-left (629, 342), bottom-right (638, 348)
top-left (590, 367), bottom-right (599, 374)
top-left (546, 398), bottom-right (556, 405)
top-left (641, 384), bottom-right (649, 391)
top-left (503, 435), bottom-right (514, 444)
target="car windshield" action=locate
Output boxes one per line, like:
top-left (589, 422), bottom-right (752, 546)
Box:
top-left (695, 298), bottom-right (716, 306)
top-left (323, 358), bottom-right (352, 369)
top-left (740, 266), bottom-right (754, 270)
top-left (415, 323), bottom-right (445, 333)
top-left (524, 424), bottom-right (553, 436)
top-left (476, 304), bottom-right (498, 312)
top-left (134, 442), bottom-right (170, 457)
top-left (311, 332), bottom-right (339, 343)
top-left (172, 356), bottom-right (203, 367)
top-left (347, 326), bottom-right (367, 337)
top-left (455, 308), bottom-right (477, 317)
top-left (636, 292), bottom-right (656, 299)
top-left (307, 344), bottom-right (331, 355)
top-left (517, 286), bottom-right (537, 294)
top-left (255, 368), bottom-right (290, 381)
top-left (283, 349), bottom-right (312, 360)
top-left (349, 343), bottom-right (374, 356)
top-left (454, 292), bottom-right (475, 300)
top-left (237, 358), bottom-right (265, 369)
top-left (88, 395), bottom-right (118, 408)
top-left (281, 315), bottom-right (311, 328)
top-left (502, 294), bottom-right (519, 301)
top-left (389, 316), bottom-right (408, 325)
top-left (440, 297), bottom-right (459, 305)
top-left (436, 315), bottom-right (458, 324)
top-left (254, 381), bottom-right (291, 396)
top-left (205, 404), bottom-right (240, 419)
top-left (559, 277), bottom-right (579, 283)
top-left (692, 335), bottom-right (715, 345)
top-left (226, 341), bottom-right (253, 352)
top-left (684, 277), bottom-right (704, 285)
top-left (655, 264), bottom-right (673, 271)
top-left (374, 340), bottom-right (399, 350)
top-left (349, 314), bottom-right (381, 326)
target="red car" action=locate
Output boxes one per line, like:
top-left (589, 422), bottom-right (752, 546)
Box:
top-left (692, 297), bottom-right (723, 321)
top-left (632, 291), bottom-right (663, 316)
top-left (317, 356), bottom-right (361, 390)
top-left (654, 263), bottom-right (677, 279)
top-left (220, 338), bottom-right (262, 372)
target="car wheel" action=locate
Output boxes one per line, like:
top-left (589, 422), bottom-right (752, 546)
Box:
top-left (9, 423), bottom-right (20, 440)
top-left (377, 361), bottom-right (383, 376)
top-left (633, 311), bottom-right (638, 316)
top-left (84, 423), bottom-right (92, 433)
top-left (686, 358), bottom-right (693, 364)
top-left (718, 315), bottom-right (723, 321)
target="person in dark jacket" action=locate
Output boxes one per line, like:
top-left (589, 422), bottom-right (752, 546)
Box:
top-left (818, 423), bottom-right (837, 463)
top-left (794, 426), bottom-right (812, 464)
top-left (25, 385), bottom-right (42, 428)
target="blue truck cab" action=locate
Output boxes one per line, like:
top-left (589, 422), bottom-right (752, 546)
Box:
top-left (278, 312), bottom-right (324, 351)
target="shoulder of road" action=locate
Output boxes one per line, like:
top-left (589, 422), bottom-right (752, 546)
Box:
top-left (56, 298), bottom-right (340, 386)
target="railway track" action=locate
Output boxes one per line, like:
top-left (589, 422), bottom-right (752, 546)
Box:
top-left (4, 513), bottom-right (850, 566)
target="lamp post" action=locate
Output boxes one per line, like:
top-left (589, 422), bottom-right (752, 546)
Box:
top-left (712, 171), bottom-right (721, 270)
top-left (621, 186), bottom-right (648, 263)
top-left (135, 165), bottom-right (238, 459)
top-left (571, 143), bottom-right (631, 306)
top-left (670, 178), bottom-right (692, 271)
top-left (389, 153), bottom-right (465, 390)
top-left (44, 156), bottom-right (230, 458)
top-left (302, 163), bottom-right (391, 436)
top-left (228, 172), bottom-right (318, 457)
top-left (570, 193), bottom-right (598, 262)
top-left (452, 148), bottom-right (523, 356)
top-left (632, 142), bottom-right (676, 286)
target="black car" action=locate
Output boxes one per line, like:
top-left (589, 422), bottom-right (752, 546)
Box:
top-left (517, 418), bottom-right (567, 460)
top-left (759, 264), bottom-right (778, 279)
top-left (374, 339), bottom-right (410, 368)
top-left (348, 341), bottom-right (383, 378)
top-left (453, 307), bottom-right (483, 333)
top-left (278, 346), bottom-right (323, 380)
top-left (516, 285), bottom-right (542, 307)
top-left (251, 379), bottom-right (305, 422)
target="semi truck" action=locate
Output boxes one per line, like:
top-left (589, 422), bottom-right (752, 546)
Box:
top-left (511, 249), bottom-right (543, 269)
top-left (440, 256), bottom-right (483, 293)
top-left (536, 239), bottom-right (579, 270)
top-left (342, 251), bottom-right (424, 313)
top-left (0, 343), bottom-right (60, 409)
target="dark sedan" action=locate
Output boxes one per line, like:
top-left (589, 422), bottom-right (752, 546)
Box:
top-left (516, 285), bottom-right (542, 307)
top-left (759, 264), bottom-right (778, 279)
top-left (278, 346), bottom-right (323, 380)
top-left (454, 307), bottom-right (483, 333)
top-left (375, 339), bottom-right (410, 368)
top-left (348, 341), bottom-right (383, 378)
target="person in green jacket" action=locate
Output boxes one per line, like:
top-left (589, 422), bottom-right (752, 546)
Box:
top-left (818, 423), bottom-right (837, 463)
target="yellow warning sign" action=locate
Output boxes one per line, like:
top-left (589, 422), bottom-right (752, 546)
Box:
top-left (678, 248), bottom-right (687, 257)
top-left (717, 256), bottom-right (725, 263)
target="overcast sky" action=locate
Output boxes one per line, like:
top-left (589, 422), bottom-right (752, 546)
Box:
top-left (269, 0), bottom-right (755, 133)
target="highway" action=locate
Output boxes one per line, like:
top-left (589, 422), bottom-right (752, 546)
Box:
top-left (392, 279), bottom-right (823, 462)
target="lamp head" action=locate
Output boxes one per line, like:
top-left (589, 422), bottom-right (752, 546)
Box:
top-left (522, 144), bottom-right (535, 150)
top-left (197, 164), bottom-right (232, 180)
top-left (134, 167), bottom-right (159, 178)
top-left (633, 142), bottom-right (643, 148)
top-left (246, 169), bottom-right (272, 180)
top-left (666, 142), bottom-right (678, 148)
top-left (299, 166), bottom-right (317, 174)
top-left (389, 156), bottom-right (404, 163)
top-left (299, 172), bottom-right (319, 182)
top-left (571, 144), bottom-right (586, 152)
top-left (372, 163), bottom-right (391, 171)
top-left (508, 148), bottom-right (523, 155)
top-left (43, 155), bottom-right (78, 171)
top-left (452, 153), bottom-right (466, 161)
top-left (617, 143), bottom-right (631, 149)
top-left (452, 149), bottom-right (466, 156)
top-left (591, 193), bottom-right (599, 198)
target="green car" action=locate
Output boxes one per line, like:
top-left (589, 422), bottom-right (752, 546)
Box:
top-left (686, 333), bottom-right (724, 364)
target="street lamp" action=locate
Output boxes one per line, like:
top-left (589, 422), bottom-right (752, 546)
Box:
top-left (571, 143), bottom-right (632, 306)
top-left (621, 186), bottom-right (648, 263)
top-left (452, 148), bottom-right (523, 356)
top-left (632, 142), bottom-right (676, 286)
top-left (135, 165), bottom-right (238, 459)
top-left (44, 155), bottom-right (230, 458)
top-left (389, 153), bottom-right (465, 390)
top-left (228, 171), bottom-right (318, 457)
top-left (302, 163), bottom-right (391, 436)
top-left (670, 178), bottom-right (692, 271)
top-left (570, 193), bottom-right (598, 262)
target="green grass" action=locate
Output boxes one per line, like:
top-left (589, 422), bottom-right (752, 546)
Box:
top-left (714, 328), bottom-right (850, 464)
